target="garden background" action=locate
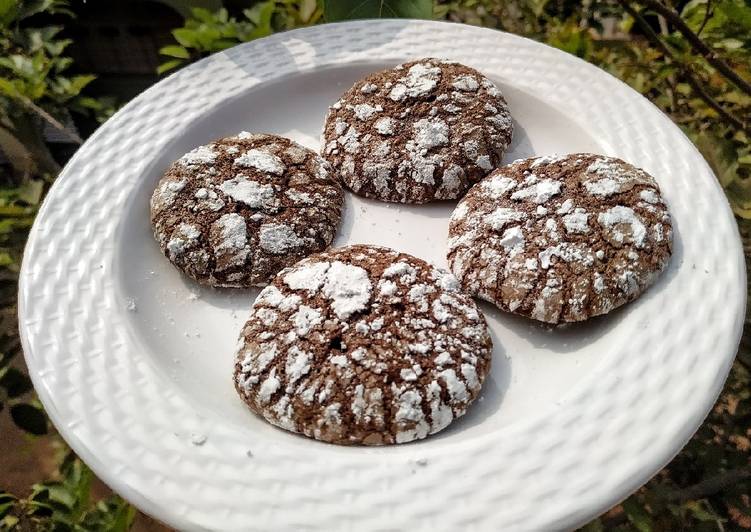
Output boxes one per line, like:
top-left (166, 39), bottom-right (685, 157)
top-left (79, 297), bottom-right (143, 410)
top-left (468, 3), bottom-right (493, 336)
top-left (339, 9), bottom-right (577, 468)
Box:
top-left (1, 0), bottom-right (749, 530)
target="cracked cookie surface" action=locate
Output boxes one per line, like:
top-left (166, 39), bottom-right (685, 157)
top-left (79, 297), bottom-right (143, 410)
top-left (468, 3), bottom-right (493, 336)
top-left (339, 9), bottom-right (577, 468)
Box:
top-left (234, 244), bottom-right (492, 445)
top-left (150, 133), bottom-right (343, 287)
top-left (321, 58), bottom-right (513, 204)
top-left (447, 153), bottom-right (673, 324)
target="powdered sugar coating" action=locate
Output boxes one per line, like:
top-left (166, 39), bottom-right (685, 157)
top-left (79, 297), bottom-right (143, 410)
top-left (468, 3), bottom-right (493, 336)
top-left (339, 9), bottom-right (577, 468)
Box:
top-left (322, 58), bottom-right (513, 203)
top-left (234, 245), bottom-right (492, 445)
top-left (150, 134), bottom-right (343, 287)
top-left (447, 153), bottom-right (672, 323)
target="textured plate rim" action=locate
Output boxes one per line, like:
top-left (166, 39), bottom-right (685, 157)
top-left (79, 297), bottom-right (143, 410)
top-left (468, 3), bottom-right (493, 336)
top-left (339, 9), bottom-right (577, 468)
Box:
top-left (19, 19), bottom-right (745, 531)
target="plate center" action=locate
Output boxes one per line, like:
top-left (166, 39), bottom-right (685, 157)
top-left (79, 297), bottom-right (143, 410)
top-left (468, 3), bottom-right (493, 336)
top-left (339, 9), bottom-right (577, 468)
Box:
top-left (116, 62), bottom-right (620, 447)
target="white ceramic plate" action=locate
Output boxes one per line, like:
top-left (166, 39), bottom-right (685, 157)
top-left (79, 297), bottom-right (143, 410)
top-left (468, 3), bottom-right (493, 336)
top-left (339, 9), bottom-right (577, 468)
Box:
top-left (20, 20), bottom-right (745, 531)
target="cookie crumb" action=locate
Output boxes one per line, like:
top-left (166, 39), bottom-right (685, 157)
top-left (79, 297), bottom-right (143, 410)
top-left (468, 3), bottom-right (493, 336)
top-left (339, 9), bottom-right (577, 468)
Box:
top-left (190, 433), bottom-right (207, 446)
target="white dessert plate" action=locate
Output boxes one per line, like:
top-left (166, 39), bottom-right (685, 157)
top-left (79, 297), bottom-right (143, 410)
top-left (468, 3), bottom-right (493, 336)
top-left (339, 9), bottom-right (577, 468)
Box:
top-left (19, 19), bottom-right (745, 531)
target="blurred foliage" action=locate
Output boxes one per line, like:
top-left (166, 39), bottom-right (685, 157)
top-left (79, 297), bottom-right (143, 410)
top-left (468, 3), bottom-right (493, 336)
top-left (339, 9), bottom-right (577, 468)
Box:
top-left (2, 0), bottom-right (750, 531)
top-left (0, 0), bottom-right (69, 438)
top-left (0, 0), bottom-right (116, 180)
top-left (322, 0), bottom-right (433, 21)
top-left (440, 0), bottom-right (751, 219)
top-left (0, 1), bottom-right (130, 531)
top-left (158, 0), bottom-right (435, 73)
top-left (158, 0), bottom-right (322, 73)
top-left (1, 452), bottom-right (136, 530)
top-left (0, 3), bottom-right (116, 438)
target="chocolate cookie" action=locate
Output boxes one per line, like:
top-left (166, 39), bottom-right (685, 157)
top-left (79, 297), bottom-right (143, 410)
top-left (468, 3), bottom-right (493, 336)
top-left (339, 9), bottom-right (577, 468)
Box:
top-left (447, 154), bottom-right (672, 324)
top-left (321, 58), bottom-right (513, 204)
top-left (234, 244), bottom-right (492, 445)
top-left (150, 133), bottom-right (343, 287)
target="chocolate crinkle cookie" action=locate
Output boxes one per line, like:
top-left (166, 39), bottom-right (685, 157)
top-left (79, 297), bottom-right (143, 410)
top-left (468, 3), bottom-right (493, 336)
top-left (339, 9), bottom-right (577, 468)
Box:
top-left (321, 58), bottom-right (513, 204)
top-left (150, 133), bottom-right (343, 287)
top-left (234, 244), bottom-right (492, 445)
top-left (447, 154), bottom-right (673, 324)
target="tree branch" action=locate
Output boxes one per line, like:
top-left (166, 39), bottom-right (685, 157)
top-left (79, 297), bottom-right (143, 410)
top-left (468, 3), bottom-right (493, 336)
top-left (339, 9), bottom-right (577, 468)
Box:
top-left (634, 0), bottom-right (751, 97)
top-left (666, 466), bottom-right (751, 502)
top-left (618, 0), bottom-right (748, 133)
top-left (696, 0), bottom-right (712, 36)
top-left (21, 97), bottom-right (83, 145)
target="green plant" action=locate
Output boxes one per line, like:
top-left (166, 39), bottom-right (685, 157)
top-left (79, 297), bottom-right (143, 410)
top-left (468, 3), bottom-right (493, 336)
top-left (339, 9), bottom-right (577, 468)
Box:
top-left (614, 0), bottom-right (751, 219)
top-left (322, 0), bottom-right (433, 21)
top-left (159, 1), bottom-right (323, 73)
top-left (441, 0), bottom-right (751, 219)
top-left (0, 0), bottom-right (115, 181)
top-left (0, 0), bottom-right (88, 437)
top-left (0, 2), bottom-right (131, 530)
top-left (158, 0), bottom-right (436, 74)
top-left (1, 452), bottom-right (136, 530)
top-left (0, 5), bottom-right (116, 434)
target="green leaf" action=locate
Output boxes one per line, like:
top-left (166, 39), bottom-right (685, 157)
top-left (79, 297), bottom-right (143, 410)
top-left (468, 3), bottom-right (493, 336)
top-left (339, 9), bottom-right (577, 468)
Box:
top-left (547, 20), bottom-right (593, 58)
top-left (216, 7), bottom-right (229, 24)
top-left (193, 25), bottom-right (222, 49)
top-left (716, 37), bottom-right (744, 50)
top-left (212, 39), bottom-right (241, 51)
top-left (0, 366), bottom-right (33, 397)
top-left (681, 0), bottom-right (711, 31)
top-left (10, 402), bottom-right (48, 435)
top-left (50, 74), bottom-right (95, 100)
top-left (694, 131), bottom-right (740, 187)
top-left (684, 500), bottom-right (723, 522)
top-left (172, 28), bottom-right (198, 47)
top-left (0, 0), bottom-right (18, 25)
top-left (578, 519), bottom-right (604, 532)
top-left (245, 1), bottom-right (276, 37)
top-left (50, 57), bottom-right (73, 75)
top-left (17, 0), bottom-right (72, 19)
top-left (0, 491), bottom-right (16, 520)
top-left (0, 77), bottom-right (19, 98)
top-left (157, 59), bottom-right (184, 75)
top-left (323, 0), bottom-right (432, 21)
top-left (80, 497), bottom-right (136, 531)
top-left (727, 176), bottom-right (751, 218)
top-left (46, 484), bottom-right (76, 509)
top-left (300, 0), bottom-right (318, 22)
top-left (190, 7), bottom-right (217, 23)
top-left (622, 498), bottom-right (653, 532)
top-left (159, 45), bottom-right (190, 59)
top-left (43, 36), bottom-right (70, 57)
top-left (715, 0), bottom-right (751, 31)
top-left (17, 178), bottom-right (44, 205)
top-left (527, 0), bottom-right (550, 17)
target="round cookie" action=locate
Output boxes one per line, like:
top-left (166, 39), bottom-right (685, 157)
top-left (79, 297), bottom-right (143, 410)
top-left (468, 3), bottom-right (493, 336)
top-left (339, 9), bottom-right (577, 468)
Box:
top-left (150, 133), bottom-right (343, 287)
top-left (321, 58), bottom-right (513, 204)
top-left (447, 154), bottom-right (672, 324)
top-left (234, 244), bottom-right (492, 445)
